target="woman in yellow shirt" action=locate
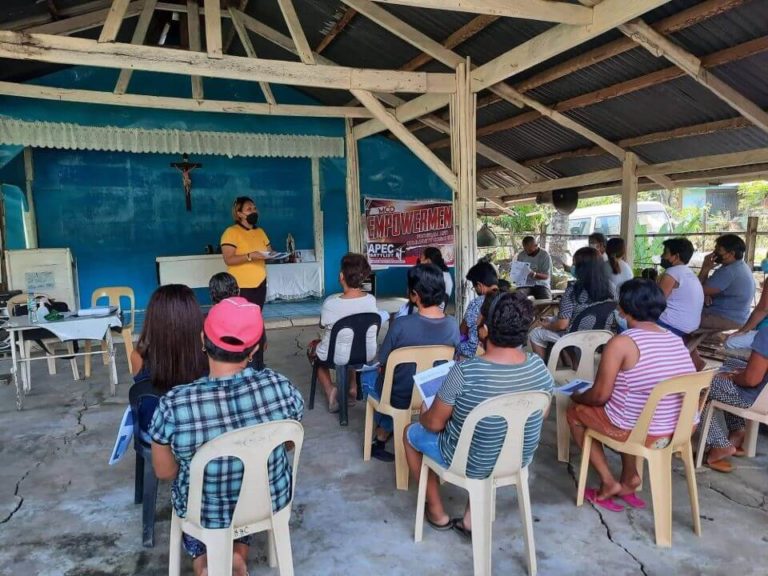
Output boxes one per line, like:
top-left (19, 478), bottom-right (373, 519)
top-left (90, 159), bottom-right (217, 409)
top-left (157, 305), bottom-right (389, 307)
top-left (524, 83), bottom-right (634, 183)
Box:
top-left (220, 196), bottom-right (272, 367)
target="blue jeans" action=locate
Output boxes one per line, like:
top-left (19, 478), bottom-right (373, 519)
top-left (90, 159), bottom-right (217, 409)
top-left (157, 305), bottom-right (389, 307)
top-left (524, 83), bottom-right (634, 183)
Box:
top-left (406, 423), bottom-right (448, 468)
top-left (361, 371), bottom-right (394, 433)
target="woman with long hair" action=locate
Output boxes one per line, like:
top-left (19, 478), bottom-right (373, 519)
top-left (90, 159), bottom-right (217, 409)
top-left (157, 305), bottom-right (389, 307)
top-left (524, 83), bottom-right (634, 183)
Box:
top-left (420, 247), bottom-right (453, 306)
top-left (130, 284), bottom-right (208, 393)
top-left (529, 246), bottom-right (615, 358)
top-left (605, 238), bottom-right (634, 294)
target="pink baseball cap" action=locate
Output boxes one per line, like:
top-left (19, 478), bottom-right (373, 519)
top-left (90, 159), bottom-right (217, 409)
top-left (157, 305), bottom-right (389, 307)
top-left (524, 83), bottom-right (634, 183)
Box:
top-left (204, 297), bottom-right (264, 353)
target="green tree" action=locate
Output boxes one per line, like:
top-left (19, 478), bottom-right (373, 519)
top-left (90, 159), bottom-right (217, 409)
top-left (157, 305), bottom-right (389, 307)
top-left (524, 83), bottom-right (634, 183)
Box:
top-left (738, 180), bottom-right (768, 211)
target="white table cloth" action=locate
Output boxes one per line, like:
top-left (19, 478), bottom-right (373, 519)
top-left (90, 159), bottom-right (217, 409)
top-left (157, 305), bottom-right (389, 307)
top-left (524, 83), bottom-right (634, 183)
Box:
top-left (265, 263), bottom-right (323, 301)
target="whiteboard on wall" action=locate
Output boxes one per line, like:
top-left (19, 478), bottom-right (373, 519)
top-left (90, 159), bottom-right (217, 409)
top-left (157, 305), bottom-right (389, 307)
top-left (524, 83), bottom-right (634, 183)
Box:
top-left (5, 248), bottom-right (79, 308)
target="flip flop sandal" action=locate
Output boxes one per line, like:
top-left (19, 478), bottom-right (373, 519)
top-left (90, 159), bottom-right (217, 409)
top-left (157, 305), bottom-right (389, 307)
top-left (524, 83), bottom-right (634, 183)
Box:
top-left (706, 458), bottom-right (734, 473)
top-left (452, 519), bottom-right (472, 539)
top-left (619, 493), bottom-right (647, 509)
top-left (584, 488), bottom-right (624, 512)
top-left (734, 448), bottom-right (746, 457)
top-left (426, 516), bottom-right (455, 532)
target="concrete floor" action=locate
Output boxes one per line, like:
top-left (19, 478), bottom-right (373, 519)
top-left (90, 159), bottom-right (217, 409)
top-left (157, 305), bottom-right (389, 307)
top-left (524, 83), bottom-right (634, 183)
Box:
top-left (1, 325), bottom-right (767, 576)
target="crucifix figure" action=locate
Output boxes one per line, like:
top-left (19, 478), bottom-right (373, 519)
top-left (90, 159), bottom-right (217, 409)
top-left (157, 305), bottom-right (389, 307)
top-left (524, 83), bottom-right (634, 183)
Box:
top-left (170, 153), bottom-right (202, 211)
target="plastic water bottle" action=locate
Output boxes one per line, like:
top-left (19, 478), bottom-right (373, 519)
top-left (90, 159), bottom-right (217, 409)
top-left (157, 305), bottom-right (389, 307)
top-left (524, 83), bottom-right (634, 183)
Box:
top-left (27, 291), bottom-right (38, 324)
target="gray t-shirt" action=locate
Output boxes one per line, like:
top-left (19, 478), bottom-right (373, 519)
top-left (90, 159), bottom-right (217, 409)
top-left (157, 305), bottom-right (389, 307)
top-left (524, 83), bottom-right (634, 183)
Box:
top-left (516, 248), bottom-right (552, 288)
top-left (706, 260), bottom-right (755, 324)
top-left (376, 313), bottom-right (460, 409)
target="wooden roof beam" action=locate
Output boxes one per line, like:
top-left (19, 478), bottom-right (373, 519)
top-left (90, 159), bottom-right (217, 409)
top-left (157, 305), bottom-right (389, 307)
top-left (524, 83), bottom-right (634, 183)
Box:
top-left (203, 0), bottom-right (223, 59)
top-left (276, 0), bottom-right (315, 64)
top-left (620, 18), bottom-right (768, 135)
top-left (229, 8), bottom-right (276, 105)
top-left (114, 0), bottom-right (156, 94)
top-left (355, 0), bottom-right (673, 139)
top-left (24, 1), bottom-right (144, 36)
top-left (186, 0), bottom-right (204, 100)
top-left (367, 0), bottom-right (594, 25)
top-left (99, 0), bottom-right (131, 42)
top-left (315, 8), bottom-right (357, 54)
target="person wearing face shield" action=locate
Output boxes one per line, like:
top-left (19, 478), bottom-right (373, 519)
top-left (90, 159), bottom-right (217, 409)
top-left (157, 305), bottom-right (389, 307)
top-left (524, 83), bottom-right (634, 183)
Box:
top-left (220, 196), bottom-right (272, 368)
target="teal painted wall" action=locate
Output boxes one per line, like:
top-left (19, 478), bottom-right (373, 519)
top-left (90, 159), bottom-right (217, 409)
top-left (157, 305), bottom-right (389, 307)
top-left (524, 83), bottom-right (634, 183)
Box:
top-left (0, 67), bottom-right (452, 307)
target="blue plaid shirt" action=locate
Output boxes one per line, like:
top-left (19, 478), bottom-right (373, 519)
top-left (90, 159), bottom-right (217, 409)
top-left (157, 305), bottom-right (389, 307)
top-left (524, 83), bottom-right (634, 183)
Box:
top-left (149, 367), bottom-right (304, 529)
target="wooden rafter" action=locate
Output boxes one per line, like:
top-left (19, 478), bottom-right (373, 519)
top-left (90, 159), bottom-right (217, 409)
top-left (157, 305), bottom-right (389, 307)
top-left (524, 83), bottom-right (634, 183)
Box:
top-left (428, 35), bottom-right (768, 148)
top-left (228, 9), bottom-right (276, 105)
top-left (0, 31), bottom-right (456, 94)
top-left (5, 0), bottom-right (113, 31)
top-left (0, 80), bottom-right (373, 118)
top-left (186, 0), bottom-right (204, 99)
top-left (315, 8), bottom-right (357, 54)
top-left (367, 0), bottom-right (594, 25)
top-left (25, 1), bottom-right (145, 35)
top-left (276, 0), bottom-right (315, 64)
top-left (203, 0), bottom-right (223, 58)
top-left (620, 18), bottom-right (768, 135)
top-left (354, 0), bottom-right (673, 139)
top-left (222, 0), bottom-right (249, 54)
top-left (99, 0), bottom-right (131, 42)
top-left (114, 0), bottom-right (157, 94)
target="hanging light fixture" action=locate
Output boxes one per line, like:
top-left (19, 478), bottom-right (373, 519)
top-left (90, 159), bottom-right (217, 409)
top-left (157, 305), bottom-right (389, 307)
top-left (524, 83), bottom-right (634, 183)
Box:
top-left (477, 200), bottom-right (498, 248)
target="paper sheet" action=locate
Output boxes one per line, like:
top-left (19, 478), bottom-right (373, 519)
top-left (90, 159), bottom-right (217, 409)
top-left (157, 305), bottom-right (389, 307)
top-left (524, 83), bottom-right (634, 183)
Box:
top-left (413, 361), bottom-right (455, 409)
top-left (109, 406), bottom-right (134, 465)
top-left (556, 379), bottom-right (594, 396)
top-left (510, 261), bottom-right (533, 287)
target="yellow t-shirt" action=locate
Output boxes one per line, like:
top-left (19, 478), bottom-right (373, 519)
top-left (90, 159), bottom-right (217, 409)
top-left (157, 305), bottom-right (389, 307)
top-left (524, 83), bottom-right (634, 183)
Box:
top-left (220, 224), bottom-right (271, 288)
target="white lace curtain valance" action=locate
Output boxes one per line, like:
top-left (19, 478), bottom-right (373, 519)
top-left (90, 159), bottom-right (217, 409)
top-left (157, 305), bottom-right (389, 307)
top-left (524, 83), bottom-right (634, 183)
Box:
top-left (0, 117), bottom-right (344, 159)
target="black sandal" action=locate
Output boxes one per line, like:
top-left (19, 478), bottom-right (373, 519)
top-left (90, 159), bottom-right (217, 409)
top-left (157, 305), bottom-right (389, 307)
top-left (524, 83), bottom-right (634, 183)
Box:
top-left (426, 515), bottom-right (455, 531)
top-left (452, 518), bottom-right (472, 539)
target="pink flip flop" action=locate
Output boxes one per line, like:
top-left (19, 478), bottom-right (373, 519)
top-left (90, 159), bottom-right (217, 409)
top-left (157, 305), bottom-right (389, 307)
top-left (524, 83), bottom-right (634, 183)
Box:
top-left (619, 493), bottom-right (647, 509)
top-left (584, 488), bottom-right (624, 512)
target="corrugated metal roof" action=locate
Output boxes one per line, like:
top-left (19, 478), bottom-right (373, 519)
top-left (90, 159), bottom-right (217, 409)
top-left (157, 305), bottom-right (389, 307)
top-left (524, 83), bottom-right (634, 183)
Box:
top-left (482, 117), bottom-right (592, 161)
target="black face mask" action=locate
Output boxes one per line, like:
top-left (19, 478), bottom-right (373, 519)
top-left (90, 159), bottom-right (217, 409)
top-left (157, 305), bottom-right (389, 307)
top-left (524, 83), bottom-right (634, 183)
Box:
top-left (660, 257), bottom-right (673, 269)
top-left (246, 213), bottom-right (259, 227)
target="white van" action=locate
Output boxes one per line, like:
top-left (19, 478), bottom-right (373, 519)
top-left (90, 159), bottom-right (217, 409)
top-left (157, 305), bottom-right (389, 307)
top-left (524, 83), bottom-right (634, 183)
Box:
top-left (566, 201), bottom-right (673, 261)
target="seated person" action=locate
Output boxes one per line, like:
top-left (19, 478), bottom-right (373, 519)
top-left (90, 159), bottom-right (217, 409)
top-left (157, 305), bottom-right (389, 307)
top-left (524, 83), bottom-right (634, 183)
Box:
top-left (725, 281), bottom-right (768, 352)
top-left (657, 238), bottom-right (703, 338)
top-left (370, 264), bottom-right (460, 462)
top-left (395, 266), bottom-right (420, 320)
top-left (403, 291), bottom-right (553, 534)
top-left (420, 246), bottom-right (453, 309)
top-left (701, 325), bottom-right (768, 473)
top-left (309, 253), bottom-right (380, 413)
top-left (209, 272), bottom-right (239, 304)
top-left (641, 268), bottom-right (658, 282)
top-left (567, 279), bottom-right (695, 509)
top-left (516, 236), bottom-right (552, 300)
top-left (605, 238), bottom-right (634, 294)
top-left (130, 284), bottom-right (208, 394)
top-left (693, 234), bottom-right (755, 370)
top-left (150, 297), bottom-right (304, 576)
top-left (588, 232), bottom-right (608, 261)
top-left (457, 260), bottom-right (499, 358)
top-left (529, 247), bottom-right (615, 359)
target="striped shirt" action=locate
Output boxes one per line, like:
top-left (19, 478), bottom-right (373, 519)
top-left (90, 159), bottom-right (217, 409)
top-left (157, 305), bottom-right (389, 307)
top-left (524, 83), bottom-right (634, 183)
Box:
top-left (437, 355), bottom-right (553, 479)
top-left (604, 328), bottom-right (695, 435)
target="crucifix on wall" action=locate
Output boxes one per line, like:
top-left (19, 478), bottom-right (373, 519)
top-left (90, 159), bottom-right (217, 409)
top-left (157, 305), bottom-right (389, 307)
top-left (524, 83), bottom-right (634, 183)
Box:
top-left (170, 153), bottom-right (202, 211)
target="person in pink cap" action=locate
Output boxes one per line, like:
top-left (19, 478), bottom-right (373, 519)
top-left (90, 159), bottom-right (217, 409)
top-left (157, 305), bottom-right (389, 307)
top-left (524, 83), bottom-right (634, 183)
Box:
top-left (150, 297), bottom-right (304, 576)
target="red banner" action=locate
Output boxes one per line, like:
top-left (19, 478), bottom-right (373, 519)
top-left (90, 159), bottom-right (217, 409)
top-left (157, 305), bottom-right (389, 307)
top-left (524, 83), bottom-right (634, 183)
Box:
top-left (364, 198), bottom-right (454, 266)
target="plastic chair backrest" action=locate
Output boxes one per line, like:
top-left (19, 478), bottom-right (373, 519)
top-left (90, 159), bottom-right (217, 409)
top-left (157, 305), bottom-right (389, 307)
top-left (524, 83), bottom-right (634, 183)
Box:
top-left (92, 286), bottom-right (135, 329)
top-left (185, 420), bottom-right (304, 529)
top-left (379, 345), bottom-right (456, 409)
top-left (747, 379), bottom-right (768, 415)
top-left (547, 330), bottom-right (613, 380)
top-left (626, 370), bottom-right (715, 449)
top-left (449, 391), bottom-right (551, 479)
top-left (132, 395), bottom-right (160, 449)
top-left (8, 293), bottom-right (51, 317)
top-left (325, 312), bottom-right (381, 366)
top-left (568, 300), bottom-right (616, 333)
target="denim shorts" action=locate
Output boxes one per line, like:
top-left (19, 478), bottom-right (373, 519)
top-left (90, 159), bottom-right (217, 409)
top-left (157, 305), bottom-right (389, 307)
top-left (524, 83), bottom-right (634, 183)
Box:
top-left (406, 423), bottom-right (448, 468)
top-left (183, 533), bottom-right (253, 559)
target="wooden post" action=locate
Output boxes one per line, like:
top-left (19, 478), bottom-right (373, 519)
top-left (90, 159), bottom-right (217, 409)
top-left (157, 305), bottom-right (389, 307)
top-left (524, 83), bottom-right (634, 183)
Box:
top-left (311, 157), bottom-right (325, 294)
top-left (620, 151), bottom-right (638, 269)
top-left (23, 147), bottom-right (38, 249)
top-left (745, 215), bottom-right (759, 269)
top-left (345, 119), bottom-right (363, 253)
top-left (450, 60), bottom-right (476, 320)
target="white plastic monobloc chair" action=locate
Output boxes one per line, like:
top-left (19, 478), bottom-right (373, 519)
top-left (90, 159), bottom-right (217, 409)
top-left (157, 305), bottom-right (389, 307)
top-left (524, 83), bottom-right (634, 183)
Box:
top-left (696, 381), bottom-right (768, 467)
top-left (168, 420), bottom-right (304, 576)
top-left (414, 391), bottom-right (551, 576)
top-left (547, 330), bottom-right (613, 463)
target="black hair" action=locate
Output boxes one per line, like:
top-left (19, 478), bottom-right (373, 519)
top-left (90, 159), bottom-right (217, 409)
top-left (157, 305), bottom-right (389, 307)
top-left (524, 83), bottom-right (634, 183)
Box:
top-left (422, 247), bottom-right (448, 272)
top-left (606, 237), bottom-right (625, 275)
top-left (203, 334), bottom-right (258, 363)
top-left (480, 291), bottom-right (534, 348)
top-left (405, 266), bottom-right (419, 315)
top-left (209, 272), bottom-right (239, 304)
top-left (662, 237), bottom-right (695, 264)
top-left (619, 278), bottom-right (667, 322)
top-left (572, 246), bottom-right (613, 302)
top-left (588, 232), bottom-right (607, 248)
top-left (498, 278), bottom-right (512, 291)
top-left (522, 236), bottom-right (536, 246)
top-left (341, 252), bottom-right (371, 288)
top-left (716, 234), bottom-right (746, 260)
top-left (641, 268), bottom-right (659, 282)
top-left (411, 263), bottom-right (446, 308)
top-left (466, 260), bottom-right (498, 288)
